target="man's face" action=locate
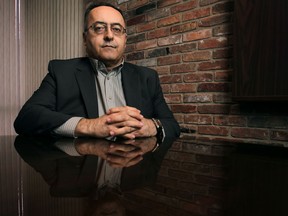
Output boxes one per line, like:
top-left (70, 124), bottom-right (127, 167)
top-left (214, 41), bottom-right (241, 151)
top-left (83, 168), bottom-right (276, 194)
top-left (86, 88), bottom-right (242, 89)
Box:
top-left (83, 6), bottom-right (127, 68)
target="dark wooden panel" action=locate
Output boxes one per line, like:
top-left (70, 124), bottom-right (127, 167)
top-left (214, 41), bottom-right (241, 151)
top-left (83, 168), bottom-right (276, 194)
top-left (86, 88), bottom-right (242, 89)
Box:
top-left (232, 0), bottom-right (288, 101)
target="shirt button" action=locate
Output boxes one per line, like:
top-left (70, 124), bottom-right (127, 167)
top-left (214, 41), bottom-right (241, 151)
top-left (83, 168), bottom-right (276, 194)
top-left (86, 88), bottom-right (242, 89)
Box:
top-left (107, 77), bottom-right (110, 80)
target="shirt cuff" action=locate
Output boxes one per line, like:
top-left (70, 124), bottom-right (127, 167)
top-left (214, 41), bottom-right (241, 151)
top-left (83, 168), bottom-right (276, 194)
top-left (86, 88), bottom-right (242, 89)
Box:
top-left (53, 117), bottom-right (83, 138)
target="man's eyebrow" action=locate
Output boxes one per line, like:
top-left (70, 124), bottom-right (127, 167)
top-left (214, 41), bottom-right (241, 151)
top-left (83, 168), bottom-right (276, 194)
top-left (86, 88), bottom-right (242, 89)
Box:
top-left (94, 21), bottom-right (124, 26)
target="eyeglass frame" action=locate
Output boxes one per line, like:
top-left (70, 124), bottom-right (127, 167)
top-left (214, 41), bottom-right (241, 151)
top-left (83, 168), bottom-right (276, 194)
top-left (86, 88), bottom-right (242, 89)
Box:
top-left (84, 21), bottom-right (127, 36)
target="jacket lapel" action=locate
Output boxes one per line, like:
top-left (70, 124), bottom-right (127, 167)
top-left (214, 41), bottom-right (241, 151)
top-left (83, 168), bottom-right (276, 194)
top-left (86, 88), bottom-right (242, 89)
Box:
top-left (122, 63), bottom-right (142, 109)
top-left (75, 59), bottom-right (99, 118)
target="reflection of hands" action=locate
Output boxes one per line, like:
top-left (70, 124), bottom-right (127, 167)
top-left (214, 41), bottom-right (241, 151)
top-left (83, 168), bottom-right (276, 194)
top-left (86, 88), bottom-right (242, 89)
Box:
top-left (74, 138), bottom-right (142, 168)
top-left (104, 137), bottom-right (158, 168)
top-left (74, 137), bottom-right (158, 168)
top-left (117, 137), bottom-right (158, 154)
top-left (74, 138), bottom-right (111, 159)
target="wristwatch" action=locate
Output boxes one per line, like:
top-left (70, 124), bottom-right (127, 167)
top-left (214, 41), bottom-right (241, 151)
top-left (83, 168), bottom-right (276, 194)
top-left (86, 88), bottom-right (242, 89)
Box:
top-left (151, 118), bottom-right (164, 143)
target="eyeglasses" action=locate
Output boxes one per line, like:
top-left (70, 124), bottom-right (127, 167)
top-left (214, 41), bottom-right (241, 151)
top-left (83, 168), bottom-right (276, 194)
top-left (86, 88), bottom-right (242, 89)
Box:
top-left (85, 21), bottom-right (126, 36)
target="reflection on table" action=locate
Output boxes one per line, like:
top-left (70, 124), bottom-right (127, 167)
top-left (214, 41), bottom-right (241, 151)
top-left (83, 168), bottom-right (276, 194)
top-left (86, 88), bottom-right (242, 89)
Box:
top-left (1, 135), bottom-right (288, 216)
top-left (14, 135), bottom-right (174, 216)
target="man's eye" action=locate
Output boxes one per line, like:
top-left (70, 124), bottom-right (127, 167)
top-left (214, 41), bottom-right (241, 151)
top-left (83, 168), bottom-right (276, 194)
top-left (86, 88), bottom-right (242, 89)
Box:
top-left (112, 27), bottom-right (122, 33)
top-left (93, 25), bottom-right (105, 32)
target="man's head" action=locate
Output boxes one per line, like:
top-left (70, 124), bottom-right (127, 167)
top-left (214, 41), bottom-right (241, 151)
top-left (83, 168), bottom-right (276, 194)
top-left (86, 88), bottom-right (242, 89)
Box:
top-left (83, 2), bottom-right (127, 69)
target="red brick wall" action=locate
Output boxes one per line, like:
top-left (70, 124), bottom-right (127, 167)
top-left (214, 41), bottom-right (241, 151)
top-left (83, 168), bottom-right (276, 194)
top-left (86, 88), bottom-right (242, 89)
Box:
top-left (89, 0), bottom-right (288, 145)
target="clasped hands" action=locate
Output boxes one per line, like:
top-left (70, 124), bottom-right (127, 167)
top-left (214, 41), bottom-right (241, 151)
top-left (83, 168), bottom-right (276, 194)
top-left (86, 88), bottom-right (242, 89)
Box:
top-left (75, 106), bottom-right (156, 139)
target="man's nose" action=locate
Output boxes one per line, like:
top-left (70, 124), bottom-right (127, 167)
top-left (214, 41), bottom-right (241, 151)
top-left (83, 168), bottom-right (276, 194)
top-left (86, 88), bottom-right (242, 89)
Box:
top-left (104, 27), bottom-right (114, 40)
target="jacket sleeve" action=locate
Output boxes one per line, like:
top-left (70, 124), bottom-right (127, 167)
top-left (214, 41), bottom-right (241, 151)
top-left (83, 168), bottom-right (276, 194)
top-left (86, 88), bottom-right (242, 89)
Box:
top-left (14, 61), bottom-right (74, 135)
top-left (149, 69), bottom-right (181, 138)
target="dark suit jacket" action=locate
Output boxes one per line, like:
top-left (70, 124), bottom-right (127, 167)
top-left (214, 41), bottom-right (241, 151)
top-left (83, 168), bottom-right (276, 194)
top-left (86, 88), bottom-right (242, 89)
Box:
top-left (14, 57), bottom-right (180, 137)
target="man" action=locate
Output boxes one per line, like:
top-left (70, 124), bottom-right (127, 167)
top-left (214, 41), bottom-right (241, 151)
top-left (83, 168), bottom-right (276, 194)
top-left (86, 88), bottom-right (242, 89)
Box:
top-left (14, 2), bottom-right (180, 140)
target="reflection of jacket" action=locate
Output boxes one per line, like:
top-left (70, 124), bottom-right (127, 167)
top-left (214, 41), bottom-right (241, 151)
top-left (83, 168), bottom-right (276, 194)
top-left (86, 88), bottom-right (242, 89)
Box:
top-left (14, 57), bottom-right (180, 136)
top-left (14, 135), bottom-right (174, 197)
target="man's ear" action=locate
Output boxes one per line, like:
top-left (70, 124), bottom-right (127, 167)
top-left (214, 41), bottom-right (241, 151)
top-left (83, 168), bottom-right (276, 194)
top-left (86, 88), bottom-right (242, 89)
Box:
top-left (83, 32), bottom-right (87, 46)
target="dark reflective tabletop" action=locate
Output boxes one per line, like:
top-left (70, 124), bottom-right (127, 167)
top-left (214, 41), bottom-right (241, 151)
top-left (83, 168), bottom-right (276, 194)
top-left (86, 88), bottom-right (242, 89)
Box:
top-left (1, 135), bottom-right (288, 216)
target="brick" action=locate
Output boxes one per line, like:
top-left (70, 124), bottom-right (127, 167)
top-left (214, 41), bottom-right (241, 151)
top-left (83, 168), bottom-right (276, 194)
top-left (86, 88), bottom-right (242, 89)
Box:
top-left (171, 63), bottom-right (197, 73)
top-left (126, 25), bottom-right (137, 34)
top-left (184, 114), bottom-right (213, 124)
top-left (181, 200), bottom-right (206, 215)
top-left (157, 0), bottom-right (181, 8)
top-left (118, 1), bottom-right (128, 9)
top-left (198, 82), bottom-right (230, 92)
top-left (127, 33), bottom-right (146, 44)
top-left (214, 116), bottom-right (246, 126)
top-left (126, 51), bottom-right (144, 61)
top-left (165, 151), bottom-right (196, 162)
top-left (147, 47), bottom-right (168, 58)
top-left (198, 60), bottom-right (230, 71)
top-left (171, 83), bottom-right (197, 93)
top-left (271, 130), bottom-right (288, 141)
top-left (170, 22), bottom-right (197, 34)
top-left (135, 2), bottom-right (157, 14)
top-left (247, 116), bottom-right (288, 129)
top-left (184, 73), bottom-right (213, 83)
top-left (184, 93), bottom-right (213, 103)
top-left (147, 27), bottom-right (170, 39)
top-left (135, 39), bottom-right (157, 50)
top-left (183, 29), bottom-right (212, 42)
top-left (183, 51), bottom-right (212, 62)
top-left (164, 94), bottom-right (182, 103)
top-left (198, 37), bottom-right (228, 49)
top-left (213, 48), bottom-right (233, 59)
top-left (196, 154), bottom-right (227, 165)
top-left (171, 104), bottom-right (197, 113)
top-left (127, 14), bottom-right (146, 26)
top-left (231, 128), bottom-right (270, 140)
top-left (168, 169), bottom-right (195, 180)
top-left (194, 174), bottom-right (226, 187)
top-left (137, 21), bottom-right (156, 32)
top-left (155, 66), bottom-right (170, 75)
top-left (178, 181), bottom-right (209, 194)
top-left (214, 71), bottom-right (231, 82)
top-left (170, 43), bottom-right (197, 54)
top-left (160, 74), bottom-right (182, 84)
top-left (147, 7), bottom-right (170, 21)
top-left (136, 58), bottom-right (157, 67)
top-left (182, 162), bottom-right (211, 174)
top-left (125, 44), bottom-right (135, 53)
top-left (183, 7), bottom-right (211, 21)
top-left (157, 55), bottom-right (181, 66)
top-left (213, 93), bottom-right (233, 103)
top-left (158, 35), bottom-right (182, 46)
top-left (127, 0), bottom-right (149, 10)
top-left (161, 84), bottom-right (171, 93)
top-left (157, 175), bottom-right (178, 188)
top-left (174, 114), bottom-right (184, 123)
top-left (200, 0), bottom-right (227, 7)
top-left (212, 1), bottom-right (234, 14)
top-left (157, 14), bottom-right (181, 27)
top-left (198, 125), bottom-right (229, 136)
top-left (198, 105), bottom-right (230, 114)
top-left (213, 24), bottom-right (233, 36)
top-left (171, 0), bottom-right (197, 14)
top-left (199, 14), bottom-right (232, 27)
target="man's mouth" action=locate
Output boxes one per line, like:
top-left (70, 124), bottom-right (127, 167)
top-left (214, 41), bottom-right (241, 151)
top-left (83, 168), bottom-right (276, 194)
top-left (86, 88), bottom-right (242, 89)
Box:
top-left (102, 45), bottom-right (116, 48)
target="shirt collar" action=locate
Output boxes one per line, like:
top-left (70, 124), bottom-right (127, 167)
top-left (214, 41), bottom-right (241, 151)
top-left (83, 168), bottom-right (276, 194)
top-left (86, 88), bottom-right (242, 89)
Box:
top-left (90, 58), bottom-right (124, 76)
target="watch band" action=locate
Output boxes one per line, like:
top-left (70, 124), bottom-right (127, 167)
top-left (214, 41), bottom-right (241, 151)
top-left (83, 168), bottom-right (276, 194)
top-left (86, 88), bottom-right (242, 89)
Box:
top-left (151, 118), bottom-right (164, 144)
